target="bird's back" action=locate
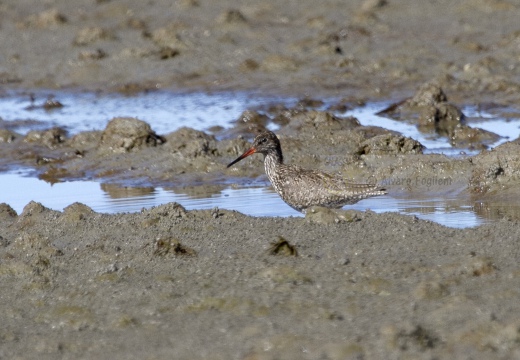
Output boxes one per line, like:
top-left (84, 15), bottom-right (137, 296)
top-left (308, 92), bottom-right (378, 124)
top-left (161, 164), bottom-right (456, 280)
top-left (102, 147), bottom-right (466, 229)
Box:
top-left (268, 163), bottom-right (385, 212)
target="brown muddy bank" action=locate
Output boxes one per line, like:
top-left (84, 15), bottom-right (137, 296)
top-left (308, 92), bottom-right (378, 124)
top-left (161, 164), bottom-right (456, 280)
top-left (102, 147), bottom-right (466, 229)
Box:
top-left (2, 0), bottom-right (520, 359)
top-left (1, 201), bottom-right (520, 359)
top-left (2, 84), bottom-right (520, 359)
top-left (2, 0), bottom-right (520, 104)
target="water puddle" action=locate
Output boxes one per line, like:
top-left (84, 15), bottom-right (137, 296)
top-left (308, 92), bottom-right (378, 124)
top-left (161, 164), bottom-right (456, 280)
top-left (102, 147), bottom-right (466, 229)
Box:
top-left (0, 90), bottom-right (292, 135)
top-left (1, 90), bottom-right (519, 228)
top-left (1, 169), bottom-right (487, 228)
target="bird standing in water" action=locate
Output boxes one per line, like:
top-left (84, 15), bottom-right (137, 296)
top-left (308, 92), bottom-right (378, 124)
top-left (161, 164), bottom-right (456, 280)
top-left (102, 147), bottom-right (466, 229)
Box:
top-left (227, 131), bottom-right (386, 213)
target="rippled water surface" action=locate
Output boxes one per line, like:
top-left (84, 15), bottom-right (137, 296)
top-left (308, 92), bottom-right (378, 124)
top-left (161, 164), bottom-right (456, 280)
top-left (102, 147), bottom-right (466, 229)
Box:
top-left (1, 90), bottom-right (519, 228)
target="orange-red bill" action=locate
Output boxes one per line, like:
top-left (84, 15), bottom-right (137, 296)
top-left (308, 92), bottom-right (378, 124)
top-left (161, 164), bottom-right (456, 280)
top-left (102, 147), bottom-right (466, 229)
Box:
top-left (227, 147), bottom-right (257, 168)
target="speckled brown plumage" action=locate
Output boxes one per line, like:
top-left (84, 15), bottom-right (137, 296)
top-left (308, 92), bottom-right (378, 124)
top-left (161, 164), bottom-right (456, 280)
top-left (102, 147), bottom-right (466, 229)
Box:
top-left (227, 131), bottom-right (386, 213)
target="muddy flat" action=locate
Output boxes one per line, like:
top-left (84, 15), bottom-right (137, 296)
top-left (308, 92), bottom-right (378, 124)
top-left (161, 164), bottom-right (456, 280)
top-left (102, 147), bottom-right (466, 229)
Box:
top-left (1, 1), bottom-right (520, 359)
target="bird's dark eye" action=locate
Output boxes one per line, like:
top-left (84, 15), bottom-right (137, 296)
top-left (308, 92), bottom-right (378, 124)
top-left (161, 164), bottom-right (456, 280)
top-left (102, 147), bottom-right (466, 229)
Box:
top-left (259, 138), bottom-right (267, 144)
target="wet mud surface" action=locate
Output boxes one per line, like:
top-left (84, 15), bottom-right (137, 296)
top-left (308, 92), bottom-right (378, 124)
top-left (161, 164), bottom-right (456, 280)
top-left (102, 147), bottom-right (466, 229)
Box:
top-left (2, 0), bottom-right (520, 359)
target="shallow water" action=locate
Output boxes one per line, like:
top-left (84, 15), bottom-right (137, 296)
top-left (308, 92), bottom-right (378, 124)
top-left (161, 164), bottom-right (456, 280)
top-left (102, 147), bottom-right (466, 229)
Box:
top-left (1, 169), bottom-right (487, 228)
top-left (1, 91), bottom-right (519, 228)
top-left (0, 90), bottom-right (290, 135)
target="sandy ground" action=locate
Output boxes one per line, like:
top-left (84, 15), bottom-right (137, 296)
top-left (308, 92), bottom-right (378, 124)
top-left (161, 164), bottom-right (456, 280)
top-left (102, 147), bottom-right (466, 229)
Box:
top-left (2, 0), bottom-right (520, 359)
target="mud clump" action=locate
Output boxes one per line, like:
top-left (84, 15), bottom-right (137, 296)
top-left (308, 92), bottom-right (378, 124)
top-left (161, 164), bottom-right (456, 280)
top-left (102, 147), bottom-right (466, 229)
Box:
top-left (268, 236), bottom-right (298, 256)
top-left (418, 102), bottom-right (500, 147)
top-left (418, 102), bottom-right (464, 136)
top-left (17, 9), bottom-right (67, 29)
top-left (450, 125), bottom-right (501, 148)
top-left (99, 117), bottom-right (164, 153)
top-left (222, 110), bottom-right (270, 139)
top-left (381, 81), bottom-right (500, 148)
top-left (305, 206), bottom-right (361, 224)
top-left (69, 131), bottom-right (103, 152)
top-left (381, 323), bottom-right (439, 352)
top-left (164, 127), bottom-right (217, 157)
top-left (260, 55), bottom-right (300, 72)
top-left (153, 237), bottom-right (196, 257)
top-left (217, 9), bottom-right (248, 24)
top-left (283, 110), bottom-right (360, 132)
top-left (469, 142), bottom-right (520, 194)
top-left (358, 133), bottom-right (424, 155)
top-left (0, 129), bottom-right (16, 143)
top-left (0, 203), bottom-right (17, 220)
top-left (144, 202), bottom-right (188, 218)
top-left (61, 202), bottom-right (95, 222)
top-left (408, 82), bottom-right (448, 107)
top-left (234, 110), bottom-right (269, 129)
top-left (24, 127), bottom-right (68, 149)
top-left (400, 83), bottom-right (464, 137)
top-left (149, 24), bottom-right (189, 51)
top-left (73, 27), bottom-right (115, 46)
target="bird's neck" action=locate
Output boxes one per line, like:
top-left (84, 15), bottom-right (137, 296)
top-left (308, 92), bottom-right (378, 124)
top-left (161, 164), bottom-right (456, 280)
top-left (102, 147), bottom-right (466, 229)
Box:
top-left (264, 151), bottom-right (283, 180)
top-left (264, 150), bottom-right (283, 166)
